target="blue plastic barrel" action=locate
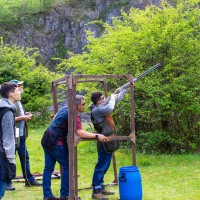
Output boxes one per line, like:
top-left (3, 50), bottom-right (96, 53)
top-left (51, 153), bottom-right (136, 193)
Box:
top-left (118, 166), bottom-right (142, 200)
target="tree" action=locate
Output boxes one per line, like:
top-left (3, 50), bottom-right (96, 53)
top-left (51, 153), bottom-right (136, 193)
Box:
top-left (58, 0), bottom-right (200, 153)
top-left (0, 38), bottom-right (61, 125)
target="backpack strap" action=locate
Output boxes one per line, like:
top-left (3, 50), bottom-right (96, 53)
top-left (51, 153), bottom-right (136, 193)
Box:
top-left (0, 108), bottom-right (11, 121)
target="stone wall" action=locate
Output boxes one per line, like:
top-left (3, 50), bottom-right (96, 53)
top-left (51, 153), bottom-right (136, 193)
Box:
top-left (0, 0), bottom-right (159, 67)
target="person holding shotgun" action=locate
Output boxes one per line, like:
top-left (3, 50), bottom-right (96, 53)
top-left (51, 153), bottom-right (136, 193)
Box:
top-left (89, 89), bottom-right (129, 200)
top-left (89, 63), bottom-right (161, 199)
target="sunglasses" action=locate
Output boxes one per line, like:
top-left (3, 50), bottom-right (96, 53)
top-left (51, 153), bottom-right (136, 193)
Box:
top-left (79, 102), bottom-right (86, 106)
top-left (99, 96), bottom-right (105, 101)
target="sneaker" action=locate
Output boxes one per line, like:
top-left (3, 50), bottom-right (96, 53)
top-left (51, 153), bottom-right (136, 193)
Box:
top-left (25, 180), bottom-right (42, 187)
top-left (6, 185), bottom-right (15, 191)
top-left (92, 192), bottom-right (108, 200)
top-left (101, 188), bottom-right (115, 195)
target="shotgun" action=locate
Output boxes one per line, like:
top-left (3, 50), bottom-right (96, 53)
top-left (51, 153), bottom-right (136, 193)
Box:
top-left (99, 63), bottom-right (161, 106)
top-left (114, 63), bottom-right (161, 94)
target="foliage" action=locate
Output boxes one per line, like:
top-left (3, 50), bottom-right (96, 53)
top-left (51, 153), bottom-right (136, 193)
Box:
top-left (136, 130), bottom-right (190, 154)
top-left (0, 0), bottom-right (98, 27)
top-left (58, 0), bottom-right (200, 153)
top-left (0, 0), bottom-right (61, 27)
top-left (0, 38), bottom-right (61, 125)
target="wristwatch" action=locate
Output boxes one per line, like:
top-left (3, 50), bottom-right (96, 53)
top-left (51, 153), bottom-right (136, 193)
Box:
top-left (95, 134), bottom-right (99, 140)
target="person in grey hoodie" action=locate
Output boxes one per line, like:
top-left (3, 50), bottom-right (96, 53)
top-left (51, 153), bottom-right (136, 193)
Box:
top-left (89, 88), bottom-right (129, 200)
top-left (5, 80), bottom-right (42, 190)
top-left (0, 82), bottom-right (21, 199)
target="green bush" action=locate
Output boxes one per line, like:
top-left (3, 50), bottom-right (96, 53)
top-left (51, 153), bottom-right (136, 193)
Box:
top-left (136, 131), bottom-right (174, 153)
top-left (0, 38), bottom-right (61, 125)
top-left (58, 0), bottom-right (200, 153)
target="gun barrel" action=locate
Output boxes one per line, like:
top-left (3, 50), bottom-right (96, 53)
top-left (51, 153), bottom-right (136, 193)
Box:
top-left (134, 63), bottom-right (161, 82)
top-left (99, 63), bottom-right (161, 106)
top-left (114, 63), bottom-right (161, 94)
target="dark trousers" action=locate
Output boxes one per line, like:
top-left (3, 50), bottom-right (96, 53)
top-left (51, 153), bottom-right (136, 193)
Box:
top-left (0, 157), bottom-right (6, 198)
top-left (17, 136), bottom-right (34, 182)
top-left (92, 143), bottom-right (112, 189)
top-left (7, 136), bottom-right (34, 186)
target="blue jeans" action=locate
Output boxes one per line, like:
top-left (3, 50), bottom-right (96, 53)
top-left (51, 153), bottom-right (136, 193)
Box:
top-left (43, 145), bottom-right (69, 198)
top-left (92, 143), bottom-right (112, 189)
top-left (17, 136), bottom-right (35, 182)
top-left (0, 157), bottom-right (6, 198)
top-left (7, 136), bottom-right (34, 186)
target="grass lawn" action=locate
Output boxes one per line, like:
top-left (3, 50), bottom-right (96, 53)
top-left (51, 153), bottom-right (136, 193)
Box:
top-left (4, 126), bottom-right (200, 200)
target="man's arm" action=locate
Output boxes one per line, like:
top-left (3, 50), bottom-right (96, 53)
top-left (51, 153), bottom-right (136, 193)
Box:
top-left (76, 115), bottom-right (109, 142)
top-left (96, 94), bottom-right (119, 115)
top-left (77, 129), bottom-right (109, 142)
top-left (15, 101), bottom-right (32, 122)
top-left (15, 115), bottom-right (32, 122)
top-left (116, 88), bottom-right (129, 103)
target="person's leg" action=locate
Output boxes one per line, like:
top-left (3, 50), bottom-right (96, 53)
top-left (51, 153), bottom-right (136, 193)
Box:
top-left (0, 181), bottom-right (6, 198)
top-left (43, 148), bottom-right (56, 198)
top-left (92, 143), bottom-right (112, 188)
top-left (53, 145), bottom-right (69, 198)
top-left (0, 157), bottom-right (6, 198)
top-left (91, 143), bottom-right (112, 199)
top-left (17, 136), bottom-right (34, 182)
top-left (17, 136), bottom-right (42, 186)
top-left (5, 180), bottom-right (15, 191)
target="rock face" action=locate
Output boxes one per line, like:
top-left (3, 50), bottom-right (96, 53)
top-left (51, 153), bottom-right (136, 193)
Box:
top-left (0, 0), bottom-right (159, 67)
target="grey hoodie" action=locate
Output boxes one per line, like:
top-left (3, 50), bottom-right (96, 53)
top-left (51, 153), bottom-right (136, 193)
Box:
top-left (0, 98), bottom-right (16, 164)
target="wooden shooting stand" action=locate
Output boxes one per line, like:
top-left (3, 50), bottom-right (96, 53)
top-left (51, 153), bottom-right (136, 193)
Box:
top-left (51, 74), bottom-right (137, 200)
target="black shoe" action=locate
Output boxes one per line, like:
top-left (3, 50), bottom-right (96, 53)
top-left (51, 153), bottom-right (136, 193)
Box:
top-left (43, 196), bottom-right (60, 200)
top-left (25, 180), bottom-right (42, 187)
top-left (60, 197), bottom-right (81, 200)
top-left (6, 185), bottom-right (15, 191)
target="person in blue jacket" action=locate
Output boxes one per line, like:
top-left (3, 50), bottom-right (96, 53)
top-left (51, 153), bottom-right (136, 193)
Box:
top-left (41, 95), bottom-right (109, 200)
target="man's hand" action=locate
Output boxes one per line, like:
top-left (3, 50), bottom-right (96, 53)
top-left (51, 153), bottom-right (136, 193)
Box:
top-left (111, 93), bottom-right (118, 100)
top-left (98, 134), bottom-right (109, 142)
top-left (22, 114), bottom-right (32, 121)
top-left (25, 112), bottom-right (31, 115)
